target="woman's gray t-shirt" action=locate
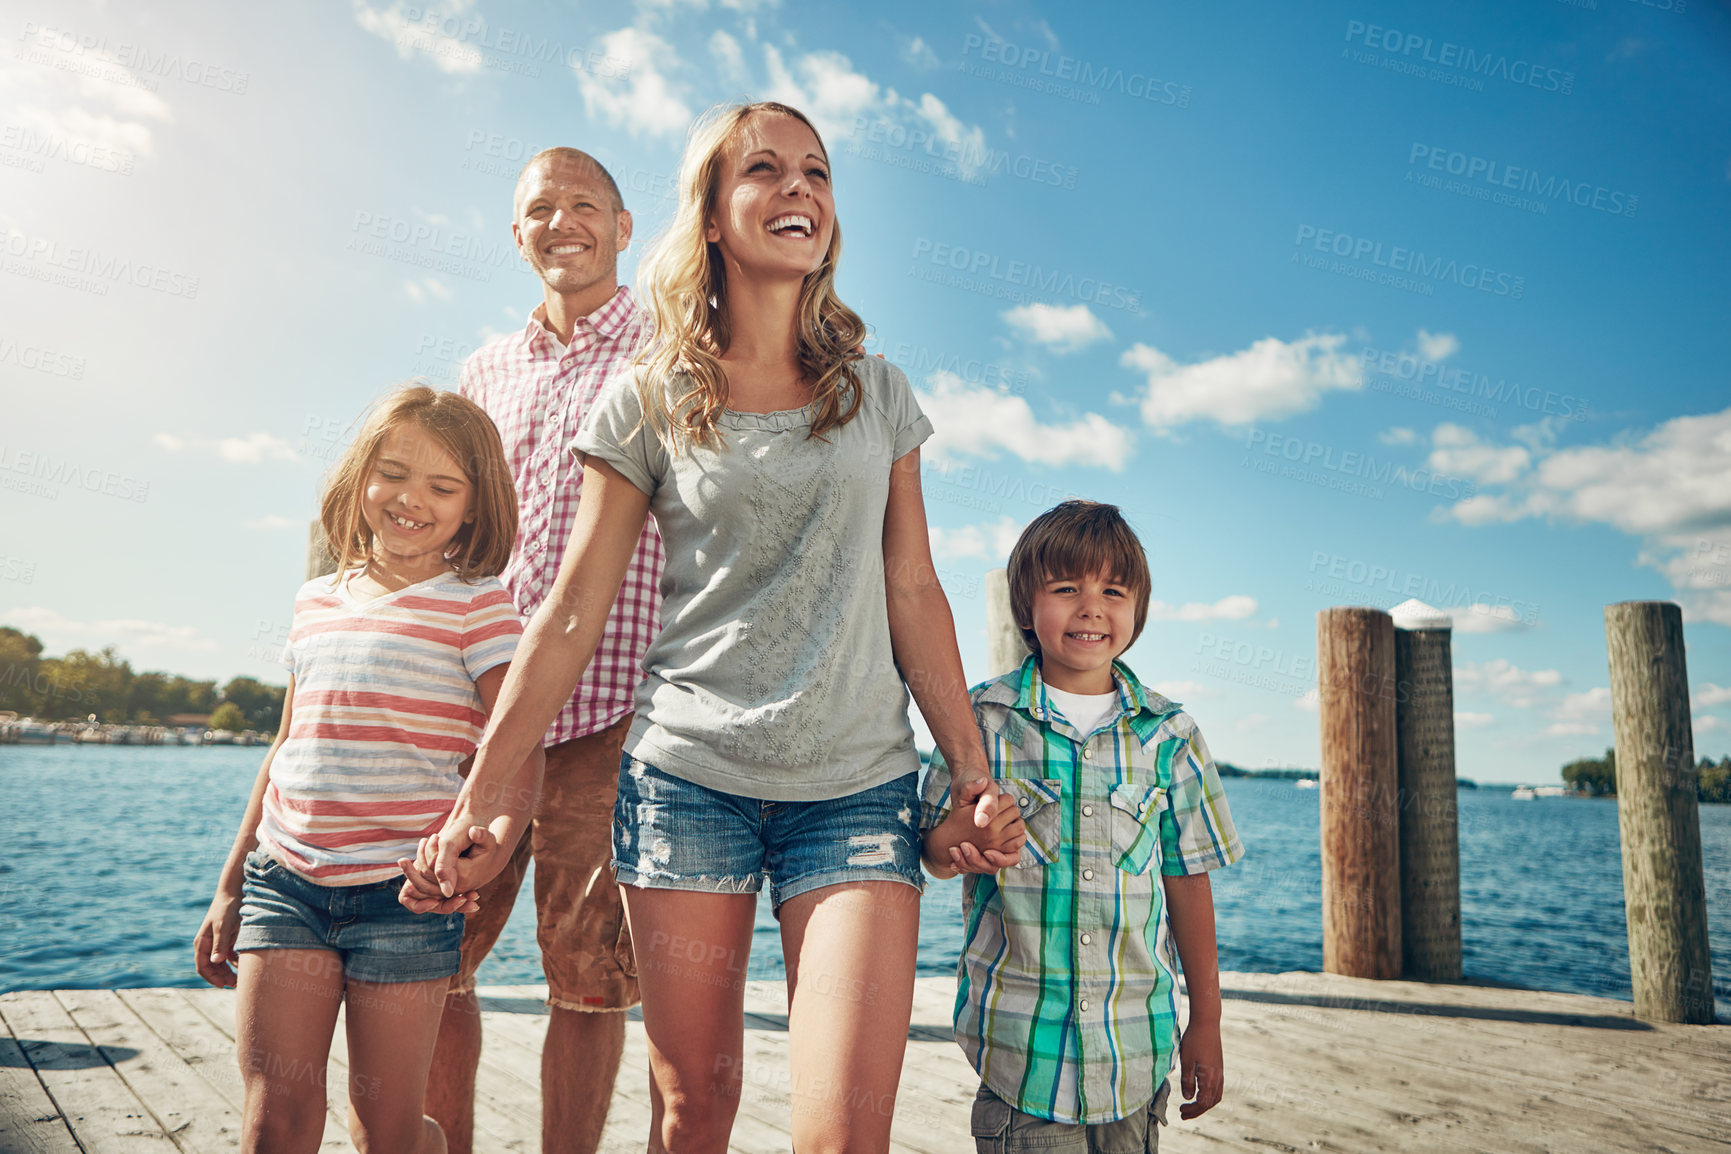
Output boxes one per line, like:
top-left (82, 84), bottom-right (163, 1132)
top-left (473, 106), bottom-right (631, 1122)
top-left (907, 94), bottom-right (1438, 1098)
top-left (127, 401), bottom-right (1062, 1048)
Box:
top-left (573, 356), bottom-right (933, 801)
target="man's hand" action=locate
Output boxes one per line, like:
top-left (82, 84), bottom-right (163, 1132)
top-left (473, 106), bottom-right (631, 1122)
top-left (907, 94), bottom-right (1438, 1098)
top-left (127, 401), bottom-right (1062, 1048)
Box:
top-left (398, 835), bottom-right (479, 915)
top-left (428, 818), bottom-right (510, 897)
top-left (1177, 1017), bottom-right (1224, 1119)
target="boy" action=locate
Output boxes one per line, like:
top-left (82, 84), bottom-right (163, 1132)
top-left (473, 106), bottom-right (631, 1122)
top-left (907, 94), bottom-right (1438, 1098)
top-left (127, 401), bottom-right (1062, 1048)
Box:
top-left (922, 500), bottom-right (1244, 1152)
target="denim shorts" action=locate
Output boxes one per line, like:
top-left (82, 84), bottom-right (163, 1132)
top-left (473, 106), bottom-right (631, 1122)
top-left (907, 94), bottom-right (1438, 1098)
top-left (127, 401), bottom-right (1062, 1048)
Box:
top-left (233, 851), bottom-right (464, 984)
top-left (611, 755), bottom-right (925, 911)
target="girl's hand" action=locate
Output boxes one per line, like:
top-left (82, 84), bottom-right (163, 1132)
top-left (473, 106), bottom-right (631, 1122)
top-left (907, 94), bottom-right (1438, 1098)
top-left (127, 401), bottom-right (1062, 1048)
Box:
top-left (399, 838), bottom-right (478, 915)
top-left (193, 893), bottom-right (243, 988)
top-left (428, 822), bottom-right (505, 897)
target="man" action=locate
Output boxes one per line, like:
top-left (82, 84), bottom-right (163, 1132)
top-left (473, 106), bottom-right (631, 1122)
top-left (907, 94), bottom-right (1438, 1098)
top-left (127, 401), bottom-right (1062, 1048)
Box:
top-left (421, 147), bottom-right (663, 1154)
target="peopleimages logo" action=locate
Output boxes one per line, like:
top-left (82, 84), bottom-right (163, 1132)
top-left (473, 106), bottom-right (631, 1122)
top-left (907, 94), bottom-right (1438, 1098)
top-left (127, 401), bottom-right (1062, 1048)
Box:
top-left (909, 238), bottom-right (1143, 314)
top-left (1293, 225), bottom-right (1525, 300)
top-left (1343, 19), bottom-right (1574, 95)
top-left (1408, 144), bottom-right (1637, 219)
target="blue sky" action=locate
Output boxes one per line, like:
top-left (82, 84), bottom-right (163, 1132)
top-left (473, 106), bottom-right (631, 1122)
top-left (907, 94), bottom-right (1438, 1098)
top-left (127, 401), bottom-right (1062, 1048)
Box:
top-left (2, 0), bottom-right (1728, 783)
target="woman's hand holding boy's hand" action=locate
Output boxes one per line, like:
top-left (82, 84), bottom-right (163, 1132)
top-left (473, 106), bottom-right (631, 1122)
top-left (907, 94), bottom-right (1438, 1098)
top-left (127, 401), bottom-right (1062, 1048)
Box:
top-left (193, 891), bottom-right (243, 988)
top-left (949, 793), bottom-right (1026, 873)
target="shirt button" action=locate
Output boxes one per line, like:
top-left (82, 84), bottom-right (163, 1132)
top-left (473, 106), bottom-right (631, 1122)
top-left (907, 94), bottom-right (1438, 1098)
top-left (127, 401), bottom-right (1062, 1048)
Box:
top-left (1081, 805), bottom-right (1093, 818)
top-left (1018, 796), bottom-right (1029, 807)
top-left (1080, 933), bottom-right (1092, 945)
top-left (1080, 998), bottom-right (1090, 1012)
top-left (1082, 869), bottom-right (1094, 881)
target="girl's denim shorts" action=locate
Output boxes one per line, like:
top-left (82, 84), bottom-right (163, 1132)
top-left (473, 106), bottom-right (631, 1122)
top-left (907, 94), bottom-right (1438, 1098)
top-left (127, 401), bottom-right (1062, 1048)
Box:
top-left (233, 850), bottom-right (464, 984)
top-left (611, 755), bottom-right (926, 911)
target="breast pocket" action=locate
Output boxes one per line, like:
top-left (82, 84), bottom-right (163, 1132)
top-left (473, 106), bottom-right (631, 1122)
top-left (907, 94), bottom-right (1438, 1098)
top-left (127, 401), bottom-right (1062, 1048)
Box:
top-left (1109, 782), bottom-right (1166, 876)
top-left (996, 778), bottom-right (1063, 870)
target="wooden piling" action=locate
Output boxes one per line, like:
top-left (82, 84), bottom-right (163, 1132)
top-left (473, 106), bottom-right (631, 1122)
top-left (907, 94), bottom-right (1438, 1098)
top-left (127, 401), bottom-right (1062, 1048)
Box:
top-left (1391, 600), bottom-right (1462, 982)
top-left (985, 569), bottom-right (1031, 679)
top-left (1317, 607), bottom-right (1402, 980)
top-left (1604, 601), bottom-right (1715, 1024)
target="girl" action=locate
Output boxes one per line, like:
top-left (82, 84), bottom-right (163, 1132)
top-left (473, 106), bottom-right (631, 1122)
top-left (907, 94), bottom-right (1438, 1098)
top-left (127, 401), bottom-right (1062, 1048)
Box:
top-left (419, 101), bottom-right (1008, 1154)
top-left (193, 386), bottom-right (543, 1154)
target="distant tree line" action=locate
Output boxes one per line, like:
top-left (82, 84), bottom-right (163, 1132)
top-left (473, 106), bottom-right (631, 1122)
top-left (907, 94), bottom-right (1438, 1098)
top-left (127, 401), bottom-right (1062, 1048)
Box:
top-left (1562, 747), bottom-right (1731, 804)
top-left (0, 626), bottom-right (285, 733)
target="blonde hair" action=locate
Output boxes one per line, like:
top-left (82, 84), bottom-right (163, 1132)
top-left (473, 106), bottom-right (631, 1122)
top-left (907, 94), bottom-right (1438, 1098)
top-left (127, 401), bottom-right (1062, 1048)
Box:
top-left (319, 386), bottom-right (517, 583)
top-left (635, 101), bottom-right (866, 450)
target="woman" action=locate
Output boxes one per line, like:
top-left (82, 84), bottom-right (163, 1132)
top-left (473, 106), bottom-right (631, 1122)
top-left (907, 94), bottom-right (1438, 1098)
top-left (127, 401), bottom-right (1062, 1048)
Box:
top-left (430, 101), bottom-right (1008, 1153)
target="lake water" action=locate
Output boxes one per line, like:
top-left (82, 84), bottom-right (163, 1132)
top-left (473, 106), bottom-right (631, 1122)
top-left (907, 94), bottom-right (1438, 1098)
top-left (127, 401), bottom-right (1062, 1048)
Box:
top-left (4, 745), bottom-right (1729, 1019)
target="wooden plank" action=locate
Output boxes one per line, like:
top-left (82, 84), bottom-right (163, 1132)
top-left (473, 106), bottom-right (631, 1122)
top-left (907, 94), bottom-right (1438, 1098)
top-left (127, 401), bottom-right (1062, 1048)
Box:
top-left (0, 1025), bottom-right (82, 1154)
top-left (0, 991), bottom-right (175, 1153)
top-left (55, 990), bottom-right (242, 1153)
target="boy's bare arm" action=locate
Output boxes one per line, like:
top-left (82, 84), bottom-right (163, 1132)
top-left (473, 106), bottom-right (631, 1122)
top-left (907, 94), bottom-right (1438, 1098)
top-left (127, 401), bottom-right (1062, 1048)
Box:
top-left (1163, 871), bottom-right (1224, 1120)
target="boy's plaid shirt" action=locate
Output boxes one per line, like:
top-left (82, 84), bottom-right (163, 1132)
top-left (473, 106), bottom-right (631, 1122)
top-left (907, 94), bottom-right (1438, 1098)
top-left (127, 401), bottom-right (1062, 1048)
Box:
top-left (920, 656), bottom-right (1244, 1125)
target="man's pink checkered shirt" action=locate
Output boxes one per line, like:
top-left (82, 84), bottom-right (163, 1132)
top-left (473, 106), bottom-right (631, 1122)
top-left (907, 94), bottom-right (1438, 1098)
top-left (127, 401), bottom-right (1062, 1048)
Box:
top-left (459, 286), bottom-right (664, 747)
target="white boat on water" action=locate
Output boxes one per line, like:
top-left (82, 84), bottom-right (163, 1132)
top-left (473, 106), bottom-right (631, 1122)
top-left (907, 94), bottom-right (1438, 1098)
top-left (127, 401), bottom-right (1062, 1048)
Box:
top-left (1294, 778), bottom-right (1320, 789)
top-left (1512, 787), bottom-right (1537, 799)
top-left (12, 719), bottom-right (62, 745)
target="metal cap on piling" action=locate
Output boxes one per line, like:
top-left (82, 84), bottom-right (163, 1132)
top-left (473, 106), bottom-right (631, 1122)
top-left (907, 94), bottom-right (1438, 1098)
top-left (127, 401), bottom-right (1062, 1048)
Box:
top-left (1390, 599), bottom-right (1463, 983)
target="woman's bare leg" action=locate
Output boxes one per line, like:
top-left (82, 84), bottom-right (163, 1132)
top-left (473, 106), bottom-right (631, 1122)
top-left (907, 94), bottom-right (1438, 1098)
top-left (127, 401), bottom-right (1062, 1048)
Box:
top-left (344, 975), bottom-right (451, 1154)
top-left (778, 881), bottom-right (919, 1154)
top-left (621, 888), bottom-right (757, 1154)
top-left (235, 949), bottom-right (345, 1154)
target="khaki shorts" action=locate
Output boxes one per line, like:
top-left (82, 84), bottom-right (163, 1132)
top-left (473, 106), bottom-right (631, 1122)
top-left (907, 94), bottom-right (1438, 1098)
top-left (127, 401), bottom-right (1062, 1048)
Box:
top-left (450, 714), bottom-right (639, 1011)
top-left (970, 1081), bottom-right (1169, 1154)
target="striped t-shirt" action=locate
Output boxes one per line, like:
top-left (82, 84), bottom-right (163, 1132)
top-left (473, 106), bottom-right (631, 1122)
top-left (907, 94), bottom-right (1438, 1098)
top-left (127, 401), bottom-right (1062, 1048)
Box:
top-left (261, 567), bottom-right (523, 885)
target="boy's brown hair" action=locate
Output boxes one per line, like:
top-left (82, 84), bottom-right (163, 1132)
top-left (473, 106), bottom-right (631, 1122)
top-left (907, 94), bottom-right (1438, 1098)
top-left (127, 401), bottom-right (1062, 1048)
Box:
top-left (1007, 501), bottom-right (1152, 656)
top-left (319, 385), bottom-right (518, 583)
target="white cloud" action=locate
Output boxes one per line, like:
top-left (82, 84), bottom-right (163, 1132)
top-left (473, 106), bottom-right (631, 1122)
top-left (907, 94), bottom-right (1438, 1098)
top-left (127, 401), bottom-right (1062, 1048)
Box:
top-left (1235, 713), bottom-right (1270, 734)
top-left (900, 36), bottom-right (941, 69)
top-left (928, 516), bottom-right (1024, 563)
top-left (1002, 303), bottom-right (1112, 353)
top-left (577, 26), bottom-right (692, 140)
top-left (1435, 406), bottom-right (1731, 625)
top-left (1428, 423), bottom-right (1531, 486)
top-left (1, 606), bottom-right (216, 653)
top-left (1416, 329), bottom-right (1460, 362)
top-left (764, 45), bottom-right (880, 140)
top-left (1151, 679), bottom-right (1212, 700)
top-left (1547, 686), bottom-right (1612, 737)
top-left (916, 371), bottom-right (1133, 471)
top-left (353, 0), bottom-right (486, 74)
top-left (1697, 715), bottom-right (1726, 735)
top-left (1378, 427), bottom-right (1417, 446)
top-left (1447, 603), bottom-right (1530, 634)
top-left (1146, 595), bottom-right (1258, 622)
top-left (1295, 688), bottom-right (1320, 712)
top-left (1696, 683), bottom-right (1731, 708)
top-left (1455, 711), bottom-right (1495, 728)
top-left (243, 515), bottom-right (295, 531)
top-left (0, 49), bottom-right (172, 161)
top-left (709, 30), bottom-right (749, 90)
top-left (1120, 332), bottom-right (1361, 429)
top-left (156, 432), bottom-right (299, 465)
top-left (1454, 659), bottom-right (1563, 709)
top-left (763, 46), bottom-right (991, 175)
top-left (403, 277), bottom-right (453, 304)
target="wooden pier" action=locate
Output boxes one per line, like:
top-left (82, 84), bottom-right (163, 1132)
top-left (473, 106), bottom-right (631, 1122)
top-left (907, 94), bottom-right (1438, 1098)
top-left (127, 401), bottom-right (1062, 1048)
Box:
top-left (3, 974), bottom-right (1724, 1152)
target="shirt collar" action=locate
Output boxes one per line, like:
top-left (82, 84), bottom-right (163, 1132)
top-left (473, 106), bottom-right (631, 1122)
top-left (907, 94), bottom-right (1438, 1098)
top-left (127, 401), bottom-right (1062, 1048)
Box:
top-left (525, 285), bottom-right (638, 354)
top-left (984, 653), bottom-right (1180, 741)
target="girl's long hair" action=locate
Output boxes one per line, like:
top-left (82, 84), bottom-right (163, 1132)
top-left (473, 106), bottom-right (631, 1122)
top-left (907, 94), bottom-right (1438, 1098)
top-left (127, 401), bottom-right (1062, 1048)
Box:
top-left (319, 386), bottom-right (517, 584)
top-left (635, 101), bottom-right (866, 450)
